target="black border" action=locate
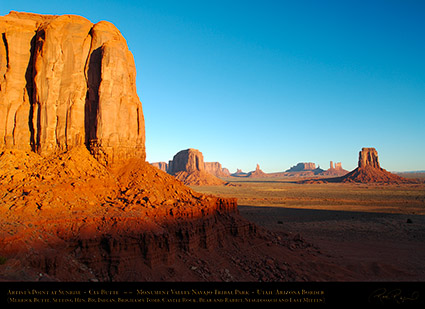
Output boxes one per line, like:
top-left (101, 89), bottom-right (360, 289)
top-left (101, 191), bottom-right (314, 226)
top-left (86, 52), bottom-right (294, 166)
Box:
top-left (1, 281), bottom-right (424, 306)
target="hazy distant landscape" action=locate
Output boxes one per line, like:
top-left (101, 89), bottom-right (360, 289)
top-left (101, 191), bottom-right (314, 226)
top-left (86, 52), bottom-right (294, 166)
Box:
top-left (395, 171), bottom-right (425, 179)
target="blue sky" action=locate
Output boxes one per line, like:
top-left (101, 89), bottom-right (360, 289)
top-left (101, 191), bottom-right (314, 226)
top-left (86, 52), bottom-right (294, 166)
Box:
top-left (2, 0), bottom-right (425, 172)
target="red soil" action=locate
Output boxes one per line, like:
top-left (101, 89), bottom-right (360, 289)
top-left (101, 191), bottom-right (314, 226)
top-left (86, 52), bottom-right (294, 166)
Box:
top-left (340, 166), bottom-right (413, 184)
top-left (300, 166), bottom-right (419, 185)
top-left (173, 170), bottom-right (227, 186)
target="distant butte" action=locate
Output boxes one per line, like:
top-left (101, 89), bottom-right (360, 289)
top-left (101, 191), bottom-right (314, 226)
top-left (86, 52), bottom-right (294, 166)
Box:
top-left (340, 147), bottom-right (410, 184)
top-left (301, 148), bottom-right (415, 184)
top-left (160, 148), bottom-right (227, 186)
top-left (247, 164), bottom-right (267, 178)
top-left (286, 162), bottom-right (317, 172)
top-left (204, 162), bottom-right (231, 177)
top-left (321, 161), bottom-right (349, 177)
top-left (231, 169), bottom-right (248, 177)
top-left (151, 152), bottom-right (231, 181)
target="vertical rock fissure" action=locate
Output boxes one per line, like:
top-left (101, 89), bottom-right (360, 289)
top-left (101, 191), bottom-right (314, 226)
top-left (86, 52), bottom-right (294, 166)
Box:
top-left (1, 32), bottom-right (10, 145)
top-left (1, 33), bottom-right (9, 69)
top-left (12, 111), bottom-right (17, 145)
top-left (26, 32), bottom-right (38, 152)
top-left (84, 44), bottom-right (102, 152)
top-left (84, 28), bottom-right (94, 151)
top-left (136, 107), bottom-right (140, 136)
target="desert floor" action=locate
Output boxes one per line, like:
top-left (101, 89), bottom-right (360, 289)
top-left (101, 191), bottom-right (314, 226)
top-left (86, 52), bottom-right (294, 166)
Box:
top-left (192, 178), bottom-right (425, 281)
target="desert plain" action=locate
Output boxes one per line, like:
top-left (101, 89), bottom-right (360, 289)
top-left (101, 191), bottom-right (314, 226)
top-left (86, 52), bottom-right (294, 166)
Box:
top-left (192, 175), bottom-right (425, 281)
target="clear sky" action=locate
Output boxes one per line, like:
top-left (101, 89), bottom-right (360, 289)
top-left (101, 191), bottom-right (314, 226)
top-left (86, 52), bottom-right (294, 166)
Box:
top-left (2, 0), bottom-right (425, 172)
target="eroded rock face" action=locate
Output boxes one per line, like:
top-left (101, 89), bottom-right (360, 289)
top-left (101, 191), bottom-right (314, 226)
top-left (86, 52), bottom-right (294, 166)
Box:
top-left (247, 164), bottom-right (267, 178)
top-left (304, 147), bottom-right (413, 184)
top-left (334, 162), bottom-right (343, 169)
top-left (168, 148), bottom-right (204, 174)
top-left (286, 162), bottom-right (316, 172)
top-left (358, 147), bottom-right (380, 169)
top-left (167, 149), bottom-right (226, 185)
top-left (151, 161), bottom-right (168, 173)
top-left (204, 162), bottom-right (230, 177)
top-left (0, 11), bottom-right (145, 163)
top-left (0, 148), bottom-right (245, 281)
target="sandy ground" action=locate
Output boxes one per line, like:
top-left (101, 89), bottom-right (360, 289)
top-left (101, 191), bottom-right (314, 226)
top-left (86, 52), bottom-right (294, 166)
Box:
top-left (239, 206), bottom-right (425, 281)
top-left (193, 180), bottom-right (425, 281)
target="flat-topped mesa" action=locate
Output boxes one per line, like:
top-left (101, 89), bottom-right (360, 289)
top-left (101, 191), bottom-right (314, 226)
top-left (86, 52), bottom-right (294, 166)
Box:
top-left (204, 162), bottom-right (230, 177)
top-left (167, 148), bottom-right (226, 186)
top-left (358, 147), bottom-right (380, 169)
top-left (0, 11), bottom-right (145, 164)
top-left (168, 148), bottom-right (205, 174)
top-left (286, 162), bottom-right (316, 172)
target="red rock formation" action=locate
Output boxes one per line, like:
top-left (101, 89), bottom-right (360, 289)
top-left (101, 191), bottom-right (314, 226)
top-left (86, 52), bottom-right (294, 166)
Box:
top-left (151, 161), bottom-right (168, 172)
top-left (286, 162), bottom-right (316, 172)
top-left (168, 148), bottom-right (205, 174)
top-left (168, 149), bottom-right (227, 186)
top-left (231, 169), bottom-right (248, 177)
top-left (321, 161), bottom-right (349, 177)
top-left (340, 147), bottom-right (408, 183)
top-left (0, 148), bottom-right (246, 280)
top-left (334, 162), bottom-right (343, 170)
top-left (153, 159), bottom-right (231, 178)
top-left (204, 162), bottom-right (230, 177)
top-left (0, 11), bottom-right (145, 164)
top-left (247, 164), bottom-right (267, 178)
top-left (301, 148), bottom-right (414, 184)
top-left (358, 147), bottom-right (380, 169)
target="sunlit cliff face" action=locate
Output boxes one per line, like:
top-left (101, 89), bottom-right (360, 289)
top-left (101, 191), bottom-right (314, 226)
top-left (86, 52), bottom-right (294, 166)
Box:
top-left (358, 148), bottom-right (380, 169)
top-left (0, 11), bottom-right (145, 164)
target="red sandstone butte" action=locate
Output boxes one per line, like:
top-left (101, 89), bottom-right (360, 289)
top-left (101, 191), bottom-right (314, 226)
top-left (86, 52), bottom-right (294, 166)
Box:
top-left (301, 148), bottom-right (414, 184)
top-left (0, 11), bottom-right (145, 164)
top-left (247, 164), bottom-right (268, 178)
top-left (321, 161), bottom-right (349, 177)
top-left (204, 162), bottom-right (231, 177)
top-left (168, 148), bottom-right (227, 186)
top-left (341, 147), bottom-right (410, 184)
